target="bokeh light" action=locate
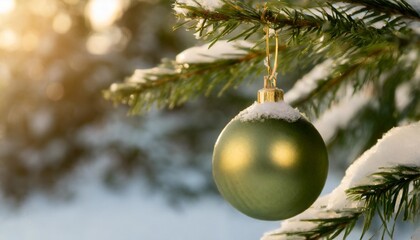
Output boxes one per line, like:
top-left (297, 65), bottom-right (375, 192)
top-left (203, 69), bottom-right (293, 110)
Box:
top-left (85, 0), bottom-right (124, 31)
top-left (0, 0), bottom-right (15, 14)
top-left (45, 82), bottom-right (65, 101)
top-left (86, 32), bottom-right (113, 55)
top-left (22, 31), bottom-right (40, 52)
top-left (0, 29), bottom-right (19, 51)
top-left (52, 12), bottom-right (72, 34)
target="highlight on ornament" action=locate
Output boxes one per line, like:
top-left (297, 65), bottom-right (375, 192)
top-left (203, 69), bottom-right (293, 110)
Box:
top-left (212, 27), bottom-right (329, 221)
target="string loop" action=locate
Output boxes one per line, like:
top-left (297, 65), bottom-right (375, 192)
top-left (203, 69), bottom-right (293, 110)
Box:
top-left (264, 26), bottom-right (279, 89)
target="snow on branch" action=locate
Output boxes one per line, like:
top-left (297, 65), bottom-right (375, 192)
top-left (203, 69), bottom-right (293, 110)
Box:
top-left (105, 40), bottom-right (263, 114)
top-left (174, 0), bottom-right (223, 15)
top-left (328, 121), bottom-right (420, 209)
top-left (127, 68), bottom-right (176, 83)
top-left (263, 121), bottom-right (420, 240)
top-left (116, 40), bottom-right (255, 85)
top-left (176, 40), bottom-right (254, 63)
top-left (284, 60), bottom-right (335, 106)
top-left (314, 89), bottom-right (371, 143)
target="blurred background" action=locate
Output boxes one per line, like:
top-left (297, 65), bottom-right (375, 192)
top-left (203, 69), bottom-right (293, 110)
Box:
top-left (0, 0), bottom-right (287, 239)
top-left (0, 0), bottom-right (415, 239)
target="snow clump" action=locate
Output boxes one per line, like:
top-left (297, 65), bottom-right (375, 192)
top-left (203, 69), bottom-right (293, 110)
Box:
top-left (234, 101), bottom-right (302, 123)
top-left (176, 40), bottom-right (253, 64)
top-left (174, 0), bottom-right (223, 15)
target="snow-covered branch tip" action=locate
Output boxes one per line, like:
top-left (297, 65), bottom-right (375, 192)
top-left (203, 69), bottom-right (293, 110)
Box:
top-left (263, 121), bottom-right (420, 240)
top-left (104, 40), bottom-right (264, 114)
top-left (174, 0), bottom-right (224, 15)
top-left (348, 166), bottom-right (420, 234)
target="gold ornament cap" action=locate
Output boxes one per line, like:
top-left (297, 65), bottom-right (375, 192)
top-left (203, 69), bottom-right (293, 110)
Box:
top-left (257, 76), bottom-right (284, 103)
top-left (257, 88), bottom-right (284, 103)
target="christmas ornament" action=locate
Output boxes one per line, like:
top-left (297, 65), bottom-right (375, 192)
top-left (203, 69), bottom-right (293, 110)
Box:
top-left (212, 29), bottom-right (328, 220)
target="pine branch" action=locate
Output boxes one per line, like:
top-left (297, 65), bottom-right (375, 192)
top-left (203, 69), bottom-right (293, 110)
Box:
top-left (328, 0), bottom-right (420, 20)
top-left (266, 165), bottom-right (420, 240)
top-left (290, 46), bottom-right (384, 106)
top-left (107, 0), bottom-right (419, 116)
top-left (281, 211), bottom-right (362, 239)
top-left (104, 48), bottom-right (266, 114)
top-left (348, 165), bottom-right (420, 237)
top-left (176, 0), bottom-right (418, 46)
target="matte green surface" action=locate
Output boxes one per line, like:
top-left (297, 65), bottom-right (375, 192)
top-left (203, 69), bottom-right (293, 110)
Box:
top-left (212, 118), bottom-right (328, 220)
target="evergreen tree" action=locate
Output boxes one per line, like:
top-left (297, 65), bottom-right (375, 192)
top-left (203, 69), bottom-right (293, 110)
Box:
top-left (106, 0), bottom-right (420, 239)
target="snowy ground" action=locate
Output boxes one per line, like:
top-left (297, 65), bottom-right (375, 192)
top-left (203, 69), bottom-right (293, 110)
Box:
top-left (0, 159), bottom-right (341, 240)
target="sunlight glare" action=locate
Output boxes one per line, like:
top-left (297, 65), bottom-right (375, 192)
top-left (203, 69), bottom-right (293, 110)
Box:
top-left (86, 0), bottom-right (123, 31)
top-left (220, 136), bottom-right (252, 172)
top-left (0, 0), bottom-right (15, 14)
top-left (271, 141), bottom-right (297, 168)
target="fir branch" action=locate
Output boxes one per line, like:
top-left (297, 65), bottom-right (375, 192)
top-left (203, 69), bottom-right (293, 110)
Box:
top-left (347, 165), bottom-right (420, 238)
top-left (104, 49), bottom-right (266, 114)
top-left (328, 0), bottom-right (420, 20)
top-left (289, 51), bottom-right (371, 106)
top-left (176, 0), bottom-right (418, 47)
top-left (288, 42), bottom-right (416, 116)
top-left (266, 165), bottom-right (420, 240)
top-left (282, 211), bottom-right (362, 239)
top-left (107, 0), bottom-right (419, 115)
top-left (177, 0), bottom-right (419, 113)
top-left (273, 9), bottom-right (417, 115)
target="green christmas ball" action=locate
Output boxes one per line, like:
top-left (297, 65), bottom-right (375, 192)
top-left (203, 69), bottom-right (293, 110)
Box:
top-left (212, 101), bottom-right (328, 221)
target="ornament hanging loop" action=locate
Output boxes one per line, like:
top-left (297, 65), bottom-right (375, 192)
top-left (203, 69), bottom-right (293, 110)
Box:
top-left (258, 26), bottom-right (283, 103)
